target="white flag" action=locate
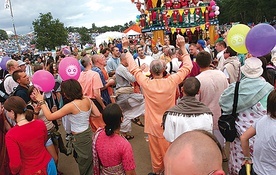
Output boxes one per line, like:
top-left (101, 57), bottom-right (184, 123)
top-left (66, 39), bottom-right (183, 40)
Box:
top-left (4, 0), bottom-right (10, 10)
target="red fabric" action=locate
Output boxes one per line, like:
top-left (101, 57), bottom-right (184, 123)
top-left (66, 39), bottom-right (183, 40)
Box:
top-left (95, 131), bottom-right (136, 171)
top-left (5, 120), bottom-right (51, 175)
top-left (189, 61), bottom-right (201, 77)
top-left (0, 113), bottom-right (12, 175)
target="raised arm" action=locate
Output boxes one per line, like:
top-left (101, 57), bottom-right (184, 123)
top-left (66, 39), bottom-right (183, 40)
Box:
top-left (33, 88), bottom-right (73, 120)
top-left (170, 35), bottom-right (193, 84)
top-left (122, 37), bottom-right (148, 85)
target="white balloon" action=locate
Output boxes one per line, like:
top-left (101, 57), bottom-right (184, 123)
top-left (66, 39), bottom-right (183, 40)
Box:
top-left (215, 6), bottom-right (220, 11)
top-left (215, 11), bottom-right (220, 16)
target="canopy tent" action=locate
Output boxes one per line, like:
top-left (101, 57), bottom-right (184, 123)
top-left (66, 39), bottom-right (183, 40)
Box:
top-left (95, 31), bottom-right (123, 46)
top-left (123, 24), bottom-right (141, 34)
top-left (126, 29), bottom-right (140, 36)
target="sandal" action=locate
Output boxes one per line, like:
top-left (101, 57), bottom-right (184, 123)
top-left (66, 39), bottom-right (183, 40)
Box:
top-left (131, 118), bottom-right (144, 127)
top-left (123, 134), bottom-right (134, 140)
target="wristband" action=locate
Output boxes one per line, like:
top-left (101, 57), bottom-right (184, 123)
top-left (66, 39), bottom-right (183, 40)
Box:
top-left (243, 157), bottom-right (251, 161)
top-left (38, 100), bottom-right (46, 106)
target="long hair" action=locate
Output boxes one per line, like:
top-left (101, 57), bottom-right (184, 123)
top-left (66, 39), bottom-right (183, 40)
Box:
top-left (61, 79), bottom-right (83, 102)
top-left (267, 90), bottom-right (276, 119)
top-left (102, 103), bottom-right (123, 136)
top-left (4, 96), bottom-right (34, 121)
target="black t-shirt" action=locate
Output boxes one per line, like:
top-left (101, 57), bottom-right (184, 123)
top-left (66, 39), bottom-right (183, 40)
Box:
top-left (14, 85), bottom-right (30, 103)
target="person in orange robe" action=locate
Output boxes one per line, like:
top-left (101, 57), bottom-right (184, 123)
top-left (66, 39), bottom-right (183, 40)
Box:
top-left (122, 35), bottom-right (192, 174)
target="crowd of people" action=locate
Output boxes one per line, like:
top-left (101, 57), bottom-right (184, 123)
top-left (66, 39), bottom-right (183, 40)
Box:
top-left (0, 30), bottom-right (276, 175)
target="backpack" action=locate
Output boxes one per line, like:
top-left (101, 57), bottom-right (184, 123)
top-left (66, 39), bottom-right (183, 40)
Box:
top-left (218, 113), bottom-right (238, 142)
top-left (266, 65), bottom-right (276, 87)
top-left (0, 74), bottom-right (11, 103)
top-left (218, 81), bottom-right (240, 142)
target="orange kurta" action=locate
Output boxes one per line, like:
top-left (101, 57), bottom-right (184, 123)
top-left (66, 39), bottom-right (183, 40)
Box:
top-left (126, 51), bottom-right (192, 173)
top-left (78, 70), bottom-right (105, 131)
top-left (78, 70), bottom-right (103, 99)
top-left (127, 52), bottom-right (192, 138)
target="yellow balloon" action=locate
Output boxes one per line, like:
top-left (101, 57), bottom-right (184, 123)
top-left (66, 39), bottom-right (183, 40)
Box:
top-left (227, 24), bottom-right (250, 54)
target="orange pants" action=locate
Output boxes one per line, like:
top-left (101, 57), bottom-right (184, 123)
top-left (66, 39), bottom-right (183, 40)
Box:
top-left (148, 134), bottom-right (170, 173)
top-left (89, 116), bottom-right (105, 132)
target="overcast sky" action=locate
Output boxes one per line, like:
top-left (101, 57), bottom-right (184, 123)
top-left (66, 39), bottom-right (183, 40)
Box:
top-left (0, 0), bottom-right (139, 34)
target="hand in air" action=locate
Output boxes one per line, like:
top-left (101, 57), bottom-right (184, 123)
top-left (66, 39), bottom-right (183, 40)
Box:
top-left (122, 37), bottom-right (129, 49)
top-left (176, 34), bottom-right (185, 48)
top-left (32, 88), bottom-right (44, 102)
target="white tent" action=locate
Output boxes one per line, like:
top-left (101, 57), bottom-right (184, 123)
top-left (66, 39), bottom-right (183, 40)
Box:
top-left (95, 31), bottom-right (123, 46)
top-left (6, 30), bottom-right (14, 36)
top-left (126, 29), bottom-right (140, 36)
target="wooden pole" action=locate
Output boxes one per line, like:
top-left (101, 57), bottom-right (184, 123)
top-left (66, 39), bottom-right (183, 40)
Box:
top-left (8, 0), bottom-right (21, 55)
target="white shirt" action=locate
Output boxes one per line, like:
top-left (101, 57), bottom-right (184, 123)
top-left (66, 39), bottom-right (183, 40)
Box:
top-left (166, 58), bottom-right (181, 74)
top-left (216, 50), bottom-right (225, 71)
top-left (152, 52), bottom-right (162, 60)
top-left (163, 112), bottom-right (213, 142)
top-left (4, 75), bottom-right (18, 95)
top-left (135, 55), bottom-right (154, 75)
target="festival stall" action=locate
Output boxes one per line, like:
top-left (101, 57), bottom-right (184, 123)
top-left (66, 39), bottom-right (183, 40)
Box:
top-left (131, 0), bottom-right (220, 44)
top-left (126, 29), bottom-right (141, 36)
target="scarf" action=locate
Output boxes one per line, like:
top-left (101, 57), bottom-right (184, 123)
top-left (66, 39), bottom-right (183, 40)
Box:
top-left (166, 96), bottom-right (212, 115)
top-left (219, 77), bottom-right (274, 114)
top-left (93, 128), bottom-right (103, 175)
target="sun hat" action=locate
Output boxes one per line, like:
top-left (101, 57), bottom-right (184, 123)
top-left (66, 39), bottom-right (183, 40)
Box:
top-left (17, 60), bottom-right (26, 66)
top-left (241, 57), bottom-right (263, 78)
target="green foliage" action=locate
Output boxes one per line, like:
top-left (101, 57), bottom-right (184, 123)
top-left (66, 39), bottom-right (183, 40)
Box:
top-left (32, 12), bottom-right (68, 50)
top-left (218, 0), bottom-right (276, 24)
top-left (0, 29), bottom-right (8, 40)
top-left (78, 27), bottom-right (91, 45)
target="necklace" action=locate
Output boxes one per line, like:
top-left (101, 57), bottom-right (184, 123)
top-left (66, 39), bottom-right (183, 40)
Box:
top-left (17, 118), bottom-right (27, 123)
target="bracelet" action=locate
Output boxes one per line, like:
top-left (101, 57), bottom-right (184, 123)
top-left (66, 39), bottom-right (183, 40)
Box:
top-left (243, 157), bottom-right (251, 161)
top-left (38, 100), bottom-right (46, 106)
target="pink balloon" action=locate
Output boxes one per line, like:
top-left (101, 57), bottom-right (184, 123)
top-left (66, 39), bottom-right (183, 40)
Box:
top-left (209, 12), bottom-right (215, 18)
top-left (32, 70), bottom-right (55, 92)
top-left (210, 0), bottom-right (216, 6)
top-left (58, 57), bottom-right (81, 81)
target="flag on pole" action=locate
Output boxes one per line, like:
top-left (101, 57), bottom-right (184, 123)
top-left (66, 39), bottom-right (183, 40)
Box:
top-left (4, 0), bottom-right (10, 9)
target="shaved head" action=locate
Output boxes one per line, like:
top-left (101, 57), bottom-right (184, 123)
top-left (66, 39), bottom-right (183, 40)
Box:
top-left (150, 60), bottom-right (164, 76)
top-left (164, 130), bottom-right (225, 175)
top-left (91, 54), bottom-right (100, 65)
top-left (81, 55), bottom-right (91, 68)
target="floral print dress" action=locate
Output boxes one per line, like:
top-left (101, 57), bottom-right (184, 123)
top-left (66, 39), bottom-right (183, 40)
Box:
top-left (228, 102), bottom-right (267, 175)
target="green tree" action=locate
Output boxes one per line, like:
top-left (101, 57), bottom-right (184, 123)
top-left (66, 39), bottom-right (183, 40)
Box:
top-left (0, 29), bottom-right (8, 40)
top-left (218, 0), bottom-right (276, 24)
top-left (91, 23), bottom-right (98, 32)
top-left (32, 12), bottom-right (68, 50)
top-left (78, 27), bottom-right (91, 45)
top-left (67, 26), bottom-right (78, 33)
